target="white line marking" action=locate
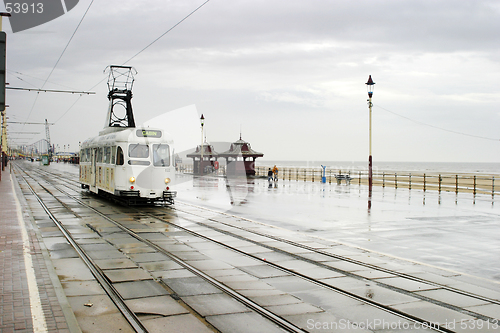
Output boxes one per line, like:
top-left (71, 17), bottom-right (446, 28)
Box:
top-left (11, 173), bottom-right (48, 333)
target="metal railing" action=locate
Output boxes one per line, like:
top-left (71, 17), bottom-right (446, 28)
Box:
top-left (254, 166), bottom-right (498, 196)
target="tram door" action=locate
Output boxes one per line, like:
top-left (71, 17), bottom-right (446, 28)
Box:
top-left (91, 148), bottom-right (97, 187)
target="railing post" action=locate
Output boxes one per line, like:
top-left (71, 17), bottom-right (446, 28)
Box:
top-left (439, 174), bottom-right (442, 193)
top-left (409, 173), bottom-right (411, 190)
top-left (312, 168), bottom-right (314, 182)
top-left (329, 169), bottom-right (332, 184)
top-left (492, 176), bottom-right (495, 197)
top-left (395, 173), bottom-right (397, 189)
top-left (359, 171), bottom-right (361, 185)
top-left (473, 175), bottom-right (476, 195)
top-left (423, 173), bottom-right (426, 192)
top-left (382, 172), bottom-right (385, 187)
top-left (455, 175), bottom-right (459, 194)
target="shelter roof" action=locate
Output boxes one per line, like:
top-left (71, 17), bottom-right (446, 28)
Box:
top-left (186, 143), bottom-right (219, 157)
top-left (219, 137), bottom-right (263, 158)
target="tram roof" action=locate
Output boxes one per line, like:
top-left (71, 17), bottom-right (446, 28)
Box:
top-left (80, 127), bottom-right (173, 148)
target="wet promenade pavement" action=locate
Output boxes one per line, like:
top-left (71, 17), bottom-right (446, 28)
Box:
top-left (177, 174), bottom-right (500, 283)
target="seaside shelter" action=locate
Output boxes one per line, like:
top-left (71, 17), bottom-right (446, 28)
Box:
top-left (186, 142), bottom-right (219, 175)
top-left (219, 136), bottom-right (264, 176)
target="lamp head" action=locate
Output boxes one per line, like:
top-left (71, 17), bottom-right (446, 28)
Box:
top-left (365, 75), bottom-right (375, 98)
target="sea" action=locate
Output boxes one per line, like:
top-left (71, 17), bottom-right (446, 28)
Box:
top-left (255, 160), bottom-right (500, 175)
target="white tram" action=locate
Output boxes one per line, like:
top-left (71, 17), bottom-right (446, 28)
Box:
top-left (79, 127), bottom-right (176, 205)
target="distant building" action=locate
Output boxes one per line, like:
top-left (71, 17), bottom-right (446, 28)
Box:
top-left (219, 136), bottom-right (263, 176)
top-left (186, 142), bottom-right (219, 175)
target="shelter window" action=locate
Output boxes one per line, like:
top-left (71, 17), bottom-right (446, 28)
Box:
top-left (153, 144), bottom-right (170, 167)
top-left (85, 149), bottom-right (90, 162)
top-left (129, 144), bottom-right (149, 158)
top-left (116, 146), bottom-right (124, 165)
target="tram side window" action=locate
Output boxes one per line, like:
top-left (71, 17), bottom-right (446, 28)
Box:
top-left (97, 148), bottom-right (103, 163)
top-left (111, 146), bottom-right (116, 164)
top-left (153, 144), bottom-right (170, 167)
top-left (129, 144), bottom-right (149, 158)
top-left (84, 149), bottom-right (90, 162)
top-left (79, 150), bottom-right (85, 162)
top-left (116, 146), bottom-right (124, 165)
top-left (104, 147), bottom-right (111, 164)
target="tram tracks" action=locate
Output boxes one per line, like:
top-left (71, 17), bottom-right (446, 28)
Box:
top-left (13, 163), bottom-right (305, 332)
top-left (13, 162), bottom-right (500, 332)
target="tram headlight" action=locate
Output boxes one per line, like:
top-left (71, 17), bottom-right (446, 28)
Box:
top-left (129, 176), bottom-right (136, 183)
top-left (164, 178), bottom-right (171, 184)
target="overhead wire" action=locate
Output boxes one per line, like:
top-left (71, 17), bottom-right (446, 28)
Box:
top-left (22, 0), bottom-right (95, 128)
top-left (375, 104), bottom-right (500, 142)
top-left (54, 0), bottom-right (211, 123)
top-left (122, 0), bottom-right (211, 65)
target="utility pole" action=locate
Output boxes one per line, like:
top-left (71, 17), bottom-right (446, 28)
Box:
top-left (0, 12), bottom-right (10, 180)
top-left (45, 119), bottom-right (52, 159)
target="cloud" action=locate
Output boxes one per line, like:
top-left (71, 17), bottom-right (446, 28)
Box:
top-left (4, 0), bottom-right (500, 162)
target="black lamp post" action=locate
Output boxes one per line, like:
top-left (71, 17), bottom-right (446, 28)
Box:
top-left (365, 75), bottom-right (375, 192)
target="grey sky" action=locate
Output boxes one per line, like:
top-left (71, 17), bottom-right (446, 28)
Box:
top-left (4, 0), bottom-right (500, 163)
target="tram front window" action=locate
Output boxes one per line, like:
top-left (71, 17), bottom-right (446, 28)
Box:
top-left (153, 144), bottom-right (170, 167)
top-left (129, 144), bottom-right (149, 158)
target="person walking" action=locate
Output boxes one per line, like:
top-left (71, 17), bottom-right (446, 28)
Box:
top-left (272, 165), bottom-right (278, 182)
top-left (267, 168), bottom-right (273, 182)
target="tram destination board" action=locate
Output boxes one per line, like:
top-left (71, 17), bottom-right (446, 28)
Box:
top-left (136, 129), bottom-right (162, 138)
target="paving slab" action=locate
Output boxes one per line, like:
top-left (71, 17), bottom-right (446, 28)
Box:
top-left (153, 268), bottom-right (197, 279)
top-left (185, 259), bottom-right (235, 270)
top-left (182, 293), bottom-right (251, 316)
top-left (67, 294), bottom-right (120, 318)
top-left (71, 312), bottom-right (135, 333)
top-left (265, 302), bottom-right (324, 316)
top-left (238, 264), bottom-right (291, 278)
top-left (250, 294), bottom-right (303, 306)
top-left (93, 258), bottom-right (138, 270)
top-left (265, 275), bottom-right (324, 293)
top-left (139, 260), bottom-right (184, 271)
top-left (416, 288), bottom-right (491, 308)
top-left (464, 303), bottom-right (500, 319)
top-left (284, 312), bottom-right (371, 332)
top-left (163, 276), bottom-right (223, 296)
top-left (61, 280), bottom-right (105, 296)
top-left (223, 280), bottom-right (276, 291)
top-left (206, 312), bottom-right (286, 333)
top-left (49, 248), bottom-right (80, 259)
top-left (113, 280), bottom-right (170, 299)
top-left (127, 252), bottom-right (168, 262)
top-left (392, 301), bottom-right (476, 325)
top-left (53, 257), bottom-right (95, 281)
top-left (374, 276), bottom-right (441, 292)
top-left (103, 268), bottom-right (152, 282)
top-left (203, 268), bottom-right (248, 277)
top-left (124, 295), bottom-right (189, 317)
top-left (86, 249), bottom-right (127, 260)
top-left (142, 313), bottom-right (213, 333)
